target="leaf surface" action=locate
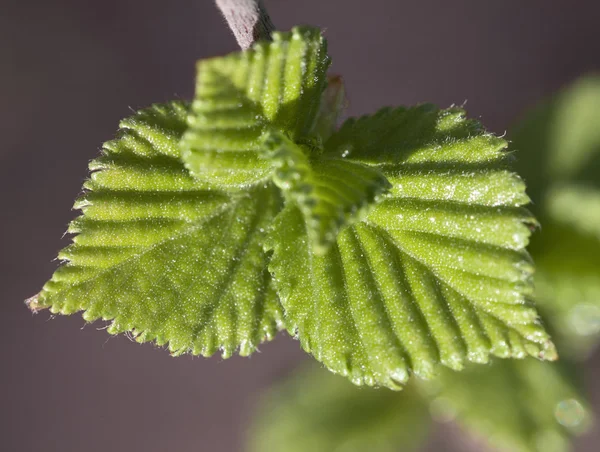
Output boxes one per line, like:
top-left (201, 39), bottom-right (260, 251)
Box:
top-left (250, 366), bottom-right (429, 452)
top-left (267, 105), bottom-right (555, 389)
top-left (181, 26), bottom-right (330, 188)
top-left (263, 130), bottom-right (390, 252)
top-left (33, 102), bottom-right (283, 357)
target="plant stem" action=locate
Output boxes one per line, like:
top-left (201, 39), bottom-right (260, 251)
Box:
top-left (215, 0), bottom-right (275, 49)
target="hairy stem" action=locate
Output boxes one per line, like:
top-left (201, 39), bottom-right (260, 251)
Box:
top-left (215, 0), bottom-right (275, 49)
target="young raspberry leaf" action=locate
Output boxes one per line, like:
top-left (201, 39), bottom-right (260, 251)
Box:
top-left (181, 26), bottom-right (330, 189)
top-left (263, 130), bottom-right (390, 253)
top-left (423, 359), bottom-right (591, 452)
top-left (267, 105), bottom-right (555, 389)
top-left (29, 101), bottom-right (283, 358)
top-left (250, 366), bottom-right (429, 452)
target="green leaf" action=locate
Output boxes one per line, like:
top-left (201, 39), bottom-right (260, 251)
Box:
top-left (181, 26), bottom-right (330, 189)
top-left (545, 184), bottom-right (600, 240)
top-left (267, 105), bottom-right (555, 389)
top-left (32, 25), bottom-right (554, 388)
top-left (546, 76), bottom-right (600, 181)
top-left (511, 74), bottom-right (600, 204)
top-left (31, 101), bottom-right (283, 358)
top-left (250, 366), bottom-right (429, 452)
top-left (249, 360), bottom-right (590, 452)
top-left (423, 359), bottom-right (591, 452)
top-left (263, 130), bottom-right (391, 252)
top-left (529, 221), bottom-right (600, 358)
top-left (537, 187), bottom-right (600, 357)
top-left (412, 75), bottom-right (597, 450)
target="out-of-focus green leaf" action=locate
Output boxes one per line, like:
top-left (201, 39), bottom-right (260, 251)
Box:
top-left (545, 185), bottom-right (600, 241)
top-left (249, 366), bottom-right (429, 452)
top-left (529, 222), bottom-right (600, 357)
top-left (422, 358), bottom-right (592, 452)
top-left (512, 75), bottom-right (600, 199)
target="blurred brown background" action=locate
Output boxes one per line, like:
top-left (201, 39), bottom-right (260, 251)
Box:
top-left (2, 1), bottom-right (600, 451)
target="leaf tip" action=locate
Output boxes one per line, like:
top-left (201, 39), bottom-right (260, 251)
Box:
top-left (539, 340), bottom-right (559, 361)
top-left (25, 293), bottom-right (47, 314)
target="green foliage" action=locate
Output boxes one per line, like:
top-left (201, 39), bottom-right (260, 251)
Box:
top-left (32, 102), bottom-right (283, 357)
top-left (512, 75), bottom-right (600, 191)
top-left (180, 27), bottom-right (329, 189)
top-left (263, 129), bottom-right (391, 252)
top-left (268, 105), bottom-right (553, 389)
top-left (248, 75), bottom-right (600, 452)
top-left (424, 360), bottom-right (590, 452)
top-left (250, 367), bottom-right (430, 452)
top-left (530, 222), bottom-right (600, 357)
top-left (511, 75), bottom-right (600, 219)
top-left (33, 26), bottom-right (552, 388)
top-left (251, 358), bottom-right (590, 452)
